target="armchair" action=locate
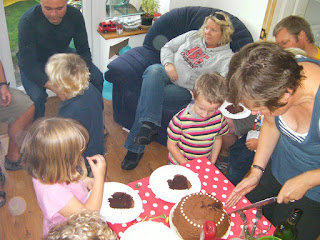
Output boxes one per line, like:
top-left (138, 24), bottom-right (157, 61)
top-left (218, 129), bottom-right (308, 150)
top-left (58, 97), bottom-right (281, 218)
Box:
top-left (104, 6), bottom-right (253, 146)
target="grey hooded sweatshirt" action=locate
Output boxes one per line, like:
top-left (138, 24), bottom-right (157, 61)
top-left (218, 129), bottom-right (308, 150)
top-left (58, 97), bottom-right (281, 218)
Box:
top-left (161, 30), bottom-right (234, 90)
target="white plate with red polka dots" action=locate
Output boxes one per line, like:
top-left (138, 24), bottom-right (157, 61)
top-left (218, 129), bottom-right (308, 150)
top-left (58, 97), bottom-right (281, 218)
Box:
top-left (93, 182), bottom-right (143, 224)
top-left (149, 165), bottom-right (201, 203)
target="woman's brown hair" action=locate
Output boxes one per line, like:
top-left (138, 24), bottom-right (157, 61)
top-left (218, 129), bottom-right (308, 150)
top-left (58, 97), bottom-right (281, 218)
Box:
top-left (226, 42), bottom-right (304, 112)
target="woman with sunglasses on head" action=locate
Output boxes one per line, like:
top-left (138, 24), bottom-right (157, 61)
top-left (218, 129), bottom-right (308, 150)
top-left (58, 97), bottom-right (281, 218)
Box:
top-left (224, 42), bottom-right (320, 240)
top-left (121, 12), bottom-right (235, 170)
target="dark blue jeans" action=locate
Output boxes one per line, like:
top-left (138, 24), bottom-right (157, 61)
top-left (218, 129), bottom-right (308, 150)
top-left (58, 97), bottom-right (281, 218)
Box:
top-left (20, 48), bottom-right (103, 120)
top-left (124, 64), bottom-right (191, 154)
top-left (226, 134), bottom-right (255, 185)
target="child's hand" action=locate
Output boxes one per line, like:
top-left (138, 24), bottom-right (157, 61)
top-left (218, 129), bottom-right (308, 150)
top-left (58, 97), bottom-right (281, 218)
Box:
top-left (87, 155), bottom-right (106, 180)
top-left (246, 138), bottom-right (258, 151)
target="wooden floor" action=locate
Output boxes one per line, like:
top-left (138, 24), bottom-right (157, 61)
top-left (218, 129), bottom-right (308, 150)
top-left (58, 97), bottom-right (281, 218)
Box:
top-left (0, 98), bottom-right (169, 240)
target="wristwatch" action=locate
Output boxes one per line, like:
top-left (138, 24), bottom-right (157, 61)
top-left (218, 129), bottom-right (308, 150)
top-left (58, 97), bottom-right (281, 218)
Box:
top-left (0, 82), bottom-right (9, 87)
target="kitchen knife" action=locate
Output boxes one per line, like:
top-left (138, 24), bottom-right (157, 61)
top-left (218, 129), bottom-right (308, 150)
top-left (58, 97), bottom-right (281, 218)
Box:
top-left (228, 197), bottom-right (277, 215)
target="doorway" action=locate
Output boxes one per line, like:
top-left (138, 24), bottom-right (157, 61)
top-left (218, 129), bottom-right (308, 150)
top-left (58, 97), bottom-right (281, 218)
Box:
top-left (304, 0), bottom-right (320, 46)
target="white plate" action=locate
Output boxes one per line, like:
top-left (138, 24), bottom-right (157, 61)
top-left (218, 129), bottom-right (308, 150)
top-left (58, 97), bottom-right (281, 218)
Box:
top-left (121, 221), bottom-right (180, 240)
top-left (149, 165), bottom-right (201, 203)
top-left (169, 203), bottom-right (230, 239)
top-left (169, 203), bottom-right (183, 240)
top-left (219, 101), bottom-right (251, 119)
top-left (91, 182), bottom-right (143, 224)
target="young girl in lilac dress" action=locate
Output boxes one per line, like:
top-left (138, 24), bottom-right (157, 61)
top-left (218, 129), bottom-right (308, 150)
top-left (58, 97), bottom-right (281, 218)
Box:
top-left (22, 117), bottom-right (106, 237)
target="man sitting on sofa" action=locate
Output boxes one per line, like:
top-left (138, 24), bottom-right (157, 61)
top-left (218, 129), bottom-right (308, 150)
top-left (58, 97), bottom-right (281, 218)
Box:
top-left (273, 15), bottom-right (320, 60)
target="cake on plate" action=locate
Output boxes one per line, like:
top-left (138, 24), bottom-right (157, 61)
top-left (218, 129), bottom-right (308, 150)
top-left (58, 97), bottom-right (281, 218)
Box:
top-left (171, 192), bottom-right (230, 239)
top-left (108, 192), bottom-right (134, 209)
top-left (168, 174), bottom-right (192, 190)
top-left (226, 104), bottom-right (244, 114)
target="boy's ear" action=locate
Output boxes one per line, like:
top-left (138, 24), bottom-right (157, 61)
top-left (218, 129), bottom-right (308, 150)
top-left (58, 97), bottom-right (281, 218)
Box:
top-left (190, 90), bottom-right (194, 99)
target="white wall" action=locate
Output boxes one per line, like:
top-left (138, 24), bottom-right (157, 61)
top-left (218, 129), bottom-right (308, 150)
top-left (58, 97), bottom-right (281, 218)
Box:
top-left (305, 0), bottom-right (320, 46)
top-left (305, 0), bottom-right (320, 24)
top-left (159, 0), bottom-right (170, 14)
top-left (168, 0), bottom-right (269, 42)
top-left (82, 0), bottom-right (106, 71)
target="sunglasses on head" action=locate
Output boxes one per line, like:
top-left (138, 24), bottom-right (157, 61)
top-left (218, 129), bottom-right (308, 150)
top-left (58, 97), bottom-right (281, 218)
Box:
top-left (210, 12), bottom-right (226, 21)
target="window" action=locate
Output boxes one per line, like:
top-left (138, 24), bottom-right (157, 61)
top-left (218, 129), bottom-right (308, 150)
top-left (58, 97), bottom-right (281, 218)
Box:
top-left (2, 0), bottom-right (143, 87)
top-left (68, 0), bottom-right (82, 11)
top-left (4, 0), bottom-right (39, 87)
top-left (106, 0), bottom-right (142, 18)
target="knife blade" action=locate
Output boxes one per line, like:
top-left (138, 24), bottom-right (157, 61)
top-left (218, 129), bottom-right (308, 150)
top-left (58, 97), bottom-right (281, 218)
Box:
top-left (228, 197), bottom-right (277, 215)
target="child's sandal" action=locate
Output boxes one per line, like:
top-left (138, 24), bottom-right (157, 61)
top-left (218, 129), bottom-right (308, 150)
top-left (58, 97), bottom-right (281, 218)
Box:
top-left (0, 168), bottom-right (6, 207)
top-left (4, 155), bottom-right (23, 171)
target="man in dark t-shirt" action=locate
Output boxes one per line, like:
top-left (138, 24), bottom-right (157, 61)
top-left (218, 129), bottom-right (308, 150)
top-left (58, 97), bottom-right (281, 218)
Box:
top-left (18, 0), bottom-right (103, 120)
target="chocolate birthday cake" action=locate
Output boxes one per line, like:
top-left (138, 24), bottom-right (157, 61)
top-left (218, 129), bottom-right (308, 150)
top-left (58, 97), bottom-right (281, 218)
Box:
top-left (172, 192), bottom-right (230, 239)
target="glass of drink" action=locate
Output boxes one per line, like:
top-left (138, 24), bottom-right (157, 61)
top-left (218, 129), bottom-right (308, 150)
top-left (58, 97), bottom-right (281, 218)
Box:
top-left (116, 24), bottom-right (123, 35)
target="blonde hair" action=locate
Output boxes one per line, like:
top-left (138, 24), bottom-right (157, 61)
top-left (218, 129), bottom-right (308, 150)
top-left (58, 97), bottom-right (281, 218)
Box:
top-left (46, 210), bottom-right (119, 240)
top-left (198, 11), bottom-right (234, 46)
top-left (193, 72), bottom-right (226, 104)
top-left (22, 117), bottom-right (89, 184)
top-left (45, 53), bottom-right (90, 99)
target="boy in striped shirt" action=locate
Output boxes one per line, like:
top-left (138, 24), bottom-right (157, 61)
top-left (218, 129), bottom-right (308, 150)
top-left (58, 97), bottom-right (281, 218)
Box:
top-left (167, 72), bottom-right (229, 171)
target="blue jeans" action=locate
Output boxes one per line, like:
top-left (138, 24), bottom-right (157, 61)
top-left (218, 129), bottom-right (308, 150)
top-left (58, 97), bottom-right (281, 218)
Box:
top-left (124, 64), bottom-right (191, 154)
top-left (20, 70), bottom-right (48, 120)
top-left (20, 48), bottom-right (103, 120)
top-left (226, 134), bottom-right (255, 185)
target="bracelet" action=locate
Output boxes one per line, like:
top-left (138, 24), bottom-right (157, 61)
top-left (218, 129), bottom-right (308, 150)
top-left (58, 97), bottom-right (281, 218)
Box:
top-left (251, 164), bottom-right (265, 173)
top-left (0, 82), bottom-right (9, 87)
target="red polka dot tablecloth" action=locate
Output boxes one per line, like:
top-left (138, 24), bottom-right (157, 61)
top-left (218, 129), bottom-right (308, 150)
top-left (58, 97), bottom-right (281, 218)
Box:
top-left (108, 156), bottom-right (275, 239)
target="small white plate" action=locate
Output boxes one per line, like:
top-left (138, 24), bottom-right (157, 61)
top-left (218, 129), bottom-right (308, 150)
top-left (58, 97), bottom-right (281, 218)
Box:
top-left (219, 101), bottom-right (251, 119)
top-left (121, 221), bottom-right (180, 240)
top-left (90, 182), bottom-right (143, 224)
top-left (149, 165), bottom-right (201, 203)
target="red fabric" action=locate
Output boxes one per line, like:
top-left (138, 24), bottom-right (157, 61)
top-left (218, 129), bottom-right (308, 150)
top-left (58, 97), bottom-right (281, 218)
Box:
top-left (108, 157), bottom-right (275, 239)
